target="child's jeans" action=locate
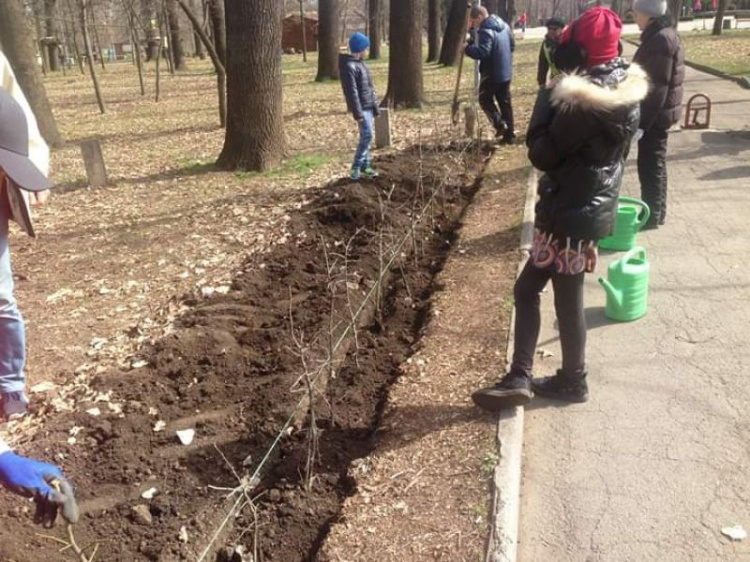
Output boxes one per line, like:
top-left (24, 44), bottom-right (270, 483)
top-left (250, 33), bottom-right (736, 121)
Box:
top-left (352, 109), bottom-right (374, 171)
top-left (0, 195), bottom-right (26, 394)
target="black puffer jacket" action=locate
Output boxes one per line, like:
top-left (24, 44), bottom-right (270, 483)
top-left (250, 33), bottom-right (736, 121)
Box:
top-left (633, 16), bottom-right (685, 130)
top-left (527, 59), bottom-right (648, 240)
top-left (339, 54), bottom-right (379, 120)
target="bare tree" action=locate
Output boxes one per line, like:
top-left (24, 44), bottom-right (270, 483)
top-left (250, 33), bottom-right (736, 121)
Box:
top-left (79, 0), bottom-right (106, 113)
top-left (177, 0), bottom-right (226, 126)
top-left (207, 0), bottom-right (226, 66)
top-left (439, 0), bottom-right (469, 66)
top-left (383, 0), bottom-right (424, 108)
top-left (712, 0), bottom-right (728, 34)
top-left (300, 0), bottom-right (308, 62)
top-left (166, 0), bottom-right (186, 69)
top-left (217, 0), bottom-right (284, 170)
top-left (44, 0), bottom-right (62, 71)
top-left (316, 0), bottom-right (341, 81)
top-left (0, 0), bottom-right (63, 146)
top-left (427, 0), bottom-right (442, 62)
top-left (368, 0), bottom-right (382, 59)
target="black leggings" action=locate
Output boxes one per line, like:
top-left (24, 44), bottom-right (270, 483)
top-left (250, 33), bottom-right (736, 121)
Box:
top-left (510, 260), bottom-right (586, 377)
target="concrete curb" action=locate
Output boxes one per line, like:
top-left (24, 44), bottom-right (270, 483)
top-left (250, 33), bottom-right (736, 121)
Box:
top-left (486, 167), bottom-right (537, 562)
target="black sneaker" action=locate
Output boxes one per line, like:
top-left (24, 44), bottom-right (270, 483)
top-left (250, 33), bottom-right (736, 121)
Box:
top-left (472, 373), bottom-right (533, 412)
top-left (531, 370), bottom-right (589, 403)
top-left (499, 134), bottom-right (516, 145)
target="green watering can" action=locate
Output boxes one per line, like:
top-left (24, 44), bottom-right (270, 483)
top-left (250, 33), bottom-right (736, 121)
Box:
top-left (599, 197), bottom-right (650, 251)
top-left (598, 246), bottom-right (650, 322)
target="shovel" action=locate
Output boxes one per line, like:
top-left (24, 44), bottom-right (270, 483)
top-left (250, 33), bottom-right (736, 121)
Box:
top-left (451, 3), bottom-right (472, 125)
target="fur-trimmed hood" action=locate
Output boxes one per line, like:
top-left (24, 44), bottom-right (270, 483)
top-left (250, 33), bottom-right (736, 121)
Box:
top-left (551, 60), bottom-right (649, 113)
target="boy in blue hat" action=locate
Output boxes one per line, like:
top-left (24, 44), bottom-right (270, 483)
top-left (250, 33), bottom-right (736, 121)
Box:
top-left (339, 32), bottom-right (380, 180)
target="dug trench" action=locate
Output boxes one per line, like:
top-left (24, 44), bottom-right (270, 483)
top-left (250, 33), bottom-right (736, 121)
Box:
top-left (0, 143), bottom-right (493, 562)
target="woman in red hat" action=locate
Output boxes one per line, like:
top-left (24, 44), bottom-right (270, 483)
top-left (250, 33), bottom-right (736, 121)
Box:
top-left (472, 8), bottom-right (649, 410)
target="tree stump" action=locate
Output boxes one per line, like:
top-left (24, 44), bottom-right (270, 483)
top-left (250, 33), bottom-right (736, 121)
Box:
top-left (80, 139), bottom-right (109, 187)
top-left (375, 108), bottom-right (392, 149)
top-left (465, 106), bottom-right (477, 138)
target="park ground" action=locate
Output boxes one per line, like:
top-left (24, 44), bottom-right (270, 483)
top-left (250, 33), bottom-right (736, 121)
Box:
top-left (0, 29), bottom-right (748, 561)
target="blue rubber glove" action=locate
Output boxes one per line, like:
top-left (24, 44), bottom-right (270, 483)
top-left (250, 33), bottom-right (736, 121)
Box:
top-left (0, 451), bottom-right (79, 527)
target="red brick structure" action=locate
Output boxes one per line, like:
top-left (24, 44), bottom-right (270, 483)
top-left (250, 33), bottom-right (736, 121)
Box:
top-left (282, 13), bottom-right (318, 53)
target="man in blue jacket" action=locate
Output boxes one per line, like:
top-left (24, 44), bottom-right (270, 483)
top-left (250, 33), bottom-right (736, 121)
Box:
top-left (339, 32), bottom-right (380, 181)
top-left (465, 7), bottom-right (516, 144)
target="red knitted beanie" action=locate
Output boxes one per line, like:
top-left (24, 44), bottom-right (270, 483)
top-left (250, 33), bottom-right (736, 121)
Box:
top-left (561, 7), bottom-right (623, 67)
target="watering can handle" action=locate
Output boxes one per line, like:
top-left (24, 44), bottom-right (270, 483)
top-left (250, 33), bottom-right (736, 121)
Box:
top-left (618, 196), bottom-right (650, 229)
top-left (621, 245), bottom-right (647, 264)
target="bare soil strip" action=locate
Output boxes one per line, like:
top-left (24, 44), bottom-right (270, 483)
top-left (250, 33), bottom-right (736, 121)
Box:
top-left (0, 143), bottom-right (496, 562)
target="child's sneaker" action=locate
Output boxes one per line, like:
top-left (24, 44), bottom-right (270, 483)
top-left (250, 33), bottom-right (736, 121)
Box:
top-left (361, 165), bottom-right (379, 179)
top-left (350, 168), bottom-right (361, 180)
top-left (1, 391), bottom-right (29, 420)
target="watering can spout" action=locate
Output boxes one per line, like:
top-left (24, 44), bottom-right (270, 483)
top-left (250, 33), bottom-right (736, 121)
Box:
top-left (599, 277), bottom-right (623, 308)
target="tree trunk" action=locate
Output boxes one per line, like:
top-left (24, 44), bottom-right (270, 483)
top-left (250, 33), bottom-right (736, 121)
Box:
top-left (163, 1), bottom-right (177, 73)
top-left (340, 0), bottom-right (350, 45)
top-left (44, 0), bottom-right (62, 71)
top-left (79, 0), bottom-right (106, 114)
top-left (127, 8), bottom-right (146, 96)
top-left (166, 0), bottom-right (186, 69)
top-left (427, 0), bottom-right (442, 62)
top-left (439, 0), bottom-right (469, 66)
top-left (141, 0), bottom-right (161, 61)
top-left (0, 0), bottom-right (63, 147)
top-left (300, 0), bottom-right (308, 62)
top-left (65, 0), bottom-right (86, 74)
top-left (712, 0), bottom-right (728, 34)
top-left (191, 0), bottom-right (205, 58)
top-left (484, 0), bottom-right (501, 14)
top-left (316, 0), bottom-right (340, 81)
top-left (217, 0), bottom-right (284, 171)
top-left (383, 0), bottom-right (424, 108)
top-left (89, 5), bottom-right (106, 70)
top-left (369, 0), bottom-right (381, 59)
top-left (207, 0), bottom-right (226, 67)
top-left (669, 0), bottom-right (682, 24)
top-left (177, 0), bottom-right (226, 127)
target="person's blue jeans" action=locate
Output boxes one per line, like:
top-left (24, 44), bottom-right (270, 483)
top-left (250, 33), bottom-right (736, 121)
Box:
top-left (352, 109), bottom-right (374, 171)
top-left (0, 195), bottom-right (26, 394)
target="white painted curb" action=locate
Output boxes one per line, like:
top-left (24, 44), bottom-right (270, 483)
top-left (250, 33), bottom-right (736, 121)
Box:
top-left (486, 167), bottom-right (537, 562)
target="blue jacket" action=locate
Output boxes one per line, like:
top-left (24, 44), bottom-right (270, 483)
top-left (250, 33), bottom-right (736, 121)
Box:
top-left (465, 15), bottom-right (515, 84)
top-left (339, 54), bottom-right (380, 120)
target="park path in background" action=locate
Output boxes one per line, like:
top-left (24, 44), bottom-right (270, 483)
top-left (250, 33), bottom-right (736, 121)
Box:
top-left (518, 46), bottom-right (750, 561)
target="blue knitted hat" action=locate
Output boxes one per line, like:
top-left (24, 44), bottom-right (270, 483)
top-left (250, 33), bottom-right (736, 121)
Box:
top-left (349, 32), bottom-right (371, 54)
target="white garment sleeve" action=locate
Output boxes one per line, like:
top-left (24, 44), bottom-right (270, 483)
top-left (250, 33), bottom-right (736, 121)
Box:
top-left (0, 436), bottom-right (10, 454)
top-left (0, 51), bottom-right (50, 177)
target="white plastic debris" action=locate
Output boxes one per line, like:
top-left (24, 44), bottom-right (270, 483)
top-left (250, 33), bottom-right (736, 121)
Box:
top-left (153, 420), bottom-right (167, 432)
top-left (178, 525), bottom-right (189, 543)
top-left (721, 525), bottom-right (747, 541)
top-left (85, 407), bottom-right (102, 417)
top-left (131, 360), bottom-right (149, 369)
top-left (176, 429), bottom-right (195, 445)
top-left (148, 407), bottom-right (159, 416)
top-left (30, 381), bottom-right (57, 394)
top-left (141, 487), bottom-right (158, 500)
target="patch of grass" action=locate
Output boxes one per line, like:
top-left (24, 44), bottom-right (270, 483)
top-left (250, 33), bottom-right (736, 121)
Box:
top-left (235, 153), bottom-right (332, 180)
top-left (481, 451), bottom-right (499, 479)
top-left (681, 29), bottom-right (750, 77)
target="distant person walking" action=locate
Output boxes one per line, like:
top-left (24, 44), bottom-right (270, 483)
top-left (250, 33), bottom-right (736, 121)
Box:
top-left (472, 8), bottom-right (648, 410)
top-left (465, 6), bottom-right (516, 144)
top-left (339, 32), bottom-right (380, 181)
top-left (537, 17), bottom-right (566, 88)
top-left (520, 12), bottom-right (528, 32)
top-left (633, 0), bottom-right (685, 229)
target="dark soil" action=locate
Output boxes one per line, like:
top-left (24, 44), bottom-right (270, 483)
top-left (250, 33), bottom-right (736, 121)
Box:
top-left (0, 144), bottom-right (490, 562)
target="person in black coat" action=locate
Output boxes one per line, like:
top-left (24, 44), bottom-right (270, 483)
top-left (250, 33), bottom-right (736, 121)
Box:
top-left (633, 0), bottom-right (685, 229)
top-left (465, 7), bottom-right (516, 143)
top-left (339, 32), bottom-right (380, 181)
top-left (472, 8), bottom-right (648, 411)
top-left (537, 17), bottom-right (565, 88)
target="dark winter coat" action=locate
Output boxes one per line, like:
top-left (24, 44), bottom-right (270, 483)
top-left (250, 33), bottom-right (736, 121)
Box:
top-left (465, 15), bottom-right (515, 84)
top-left (537, 36), bottom-right (561, 87)
top-left (633, 16), bottom-right (685, 131)
top-left (527, 59), bottom-right (649, 240)
top-left (339, 54), bottom-right (380, 121)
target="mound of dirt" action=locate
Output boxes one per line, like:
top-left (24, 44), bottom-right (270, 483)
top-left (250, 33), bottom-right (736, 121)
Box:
top-left (0, 144), bottom-right (490, 562)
